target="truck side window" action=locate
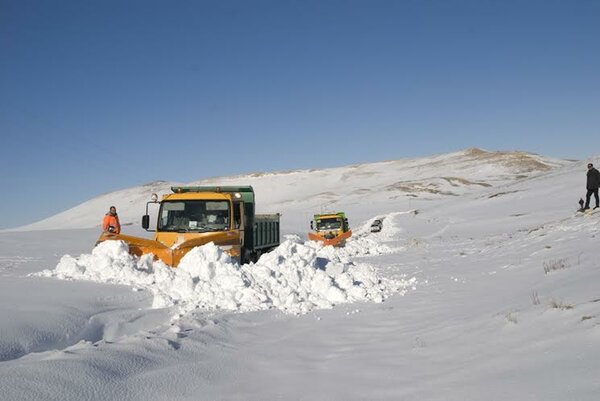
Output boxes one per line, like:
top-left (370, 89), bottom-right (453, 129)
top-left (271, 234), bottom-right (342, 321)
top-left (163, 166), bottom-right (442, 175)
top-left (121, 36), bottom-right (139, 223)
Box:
top-left (233, 202), bottom-right (242, 229)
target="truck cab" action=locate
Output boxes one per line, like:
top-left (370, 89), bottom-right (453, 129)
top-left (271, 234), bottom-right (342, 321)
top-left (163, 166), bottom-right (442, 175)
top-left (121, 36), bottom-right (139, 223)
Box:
top-left (99, 186), bottom-right (279, 266)
top-left (308, 212), bottom-right (352, 247)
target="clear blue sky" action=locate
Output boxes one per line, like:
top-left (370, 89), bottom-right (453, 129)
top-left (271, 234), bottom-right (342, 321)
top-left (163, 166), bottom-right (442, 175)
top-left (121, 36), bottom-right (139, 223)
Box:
top-left (1, 0), bottom-right (599, 229)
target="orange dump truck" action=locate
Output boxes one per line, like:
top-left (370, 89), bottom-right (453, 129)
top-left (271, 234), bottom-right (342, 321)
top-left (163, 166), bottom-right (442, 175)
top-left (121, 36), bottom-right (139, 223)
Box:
top-left (308, 212), bottom-right (352, 247)
top-left (97, 186), bottom-right (280, 266)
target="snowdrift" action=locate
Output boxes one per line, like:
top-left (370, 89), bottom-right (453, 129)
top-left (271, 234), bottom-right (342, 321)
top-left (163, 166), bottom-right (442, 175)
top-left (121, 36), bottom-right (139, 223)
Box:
top-left (37, 235), bottom-right (415, 316)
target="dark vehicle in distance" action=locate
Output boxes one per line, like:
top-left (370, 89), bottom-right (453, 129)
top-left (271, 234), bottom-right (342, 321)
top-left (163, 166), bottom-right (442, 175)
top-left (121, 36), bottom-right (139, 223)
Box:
top-left (370, 219), bottom-right (383, 233)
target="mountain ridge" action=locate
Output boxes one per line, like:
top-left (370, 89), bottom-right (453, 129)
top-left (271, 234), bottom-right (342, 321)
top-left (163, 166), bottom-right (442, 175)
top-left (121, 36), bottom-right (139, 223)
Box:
top-left (12, 148), bottom-right (573, 232)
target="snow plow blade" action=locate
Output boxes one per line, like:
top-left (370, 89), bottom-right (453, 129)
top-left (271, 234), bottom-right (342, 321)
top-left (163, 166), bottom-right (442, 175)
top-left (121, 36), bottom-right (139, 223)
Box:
top-left (96, 232), bottom-right (195, 267)
top-left (308, 230), bottom-right (352, 247)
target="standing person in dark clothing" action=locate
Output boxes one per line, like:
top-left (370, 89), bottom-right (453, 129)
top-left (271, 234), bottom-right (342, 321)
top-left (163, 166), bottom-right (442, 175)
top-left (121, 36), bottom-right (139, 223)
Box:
top-left (584, 163), bottom-right (600, 210)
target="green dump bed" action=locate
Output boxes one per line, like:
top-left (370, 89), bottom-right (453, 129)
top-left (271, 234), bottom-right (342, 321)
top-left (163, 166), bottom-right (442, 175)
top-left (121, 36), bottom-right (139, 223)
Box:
top-left (250, 214), bottom-right (280, 251)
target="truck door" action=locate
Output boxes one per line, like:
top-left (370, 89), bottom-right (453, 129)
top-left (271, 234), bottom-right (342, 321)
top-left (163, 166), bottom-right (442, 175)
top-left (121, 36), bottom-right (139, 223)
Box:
top-left (233, 201), bottom-right (245, 245)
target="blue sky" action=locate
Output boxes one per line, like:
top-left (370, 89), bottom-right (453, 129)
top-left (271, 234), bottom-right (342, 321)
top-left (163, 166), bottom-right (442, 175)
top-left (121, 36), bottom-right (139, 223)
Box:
top-left (1, 0), bottom-right (599, 229)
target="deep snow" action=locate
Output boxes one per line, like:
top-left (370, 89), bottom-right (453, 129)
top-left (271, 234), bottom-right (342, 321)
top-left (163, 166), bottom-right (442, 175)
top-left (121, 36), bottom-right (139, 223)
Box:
top-left (1, 149), bottom-right (599, 401)
top-left (38, 236), bottom-right (412, 316)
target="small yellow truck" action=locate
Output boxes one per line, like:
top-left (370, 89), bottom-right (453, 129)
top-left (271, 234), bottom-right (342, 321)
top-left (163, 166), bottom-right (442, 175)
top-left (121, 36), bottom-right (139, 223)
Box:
top-left (97, 186), bottom-right (280, 266)
top-left (308, 212), bottom-right (352, 247)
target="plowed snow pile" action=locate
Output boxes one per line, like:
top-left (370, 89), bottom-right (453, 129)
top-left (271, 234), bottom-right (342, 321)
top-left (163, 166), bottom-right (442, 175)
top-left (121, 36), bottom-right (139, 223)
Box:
top-left (335, 211), bottom-right (408, 257)
top-left (37, 238), bottom-right (414, 316)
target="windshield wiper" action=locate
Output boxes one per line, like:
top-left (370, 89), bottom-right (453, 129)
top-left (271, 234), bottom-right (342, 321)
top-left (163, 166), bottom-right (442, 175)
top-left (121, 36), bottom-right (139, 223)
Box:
top-left (197, 227), bottom-right (224, 232)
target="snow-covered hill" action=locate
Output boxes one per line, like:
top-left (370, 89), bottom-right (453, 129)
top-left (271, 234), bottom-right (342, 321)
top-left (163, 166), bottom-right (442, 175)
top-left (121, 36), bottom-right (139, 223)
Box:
top-left (1, 149), bottom-right (599, 401)
top-left (16, 148), bottom-right (569, 232)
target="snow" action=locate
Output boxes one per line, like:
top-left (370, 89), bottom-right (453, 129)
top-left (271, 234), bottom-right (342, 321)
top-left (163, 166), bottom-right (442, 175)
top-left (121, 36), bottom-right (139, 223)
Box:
top-left (38, 236), bottom-right (409, 316)
top-left (1, 149), bottom-right (599, 401)
top-left (10, 148), bottom-right (568, 233)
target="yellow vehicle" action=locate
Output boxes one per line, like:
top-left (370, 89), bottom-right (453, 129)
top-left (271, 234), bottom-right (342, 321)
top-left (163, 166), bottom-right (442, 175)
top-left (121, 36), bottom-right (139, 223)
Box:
top-left (97, 186), bottom-right (280, 266)
top-left (308, 212), bottom-right (352, 247)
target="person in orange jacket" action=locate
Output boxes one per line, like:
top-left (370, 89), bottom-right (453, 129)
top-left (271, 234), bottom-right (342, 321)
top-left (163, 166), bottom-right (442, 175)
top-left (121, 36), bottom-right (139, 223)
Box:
top-left (102, 206), bottom-right (121, 234)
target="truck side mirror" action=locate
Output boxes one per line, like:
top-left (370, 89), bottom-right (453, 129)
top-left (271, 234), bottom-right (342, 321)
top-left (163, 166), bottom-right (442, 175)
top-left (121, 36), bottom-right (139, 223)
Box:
top-left (142, 215), bottom-right (150, 230)
top-left (310, 221), bottom-right (313, 230)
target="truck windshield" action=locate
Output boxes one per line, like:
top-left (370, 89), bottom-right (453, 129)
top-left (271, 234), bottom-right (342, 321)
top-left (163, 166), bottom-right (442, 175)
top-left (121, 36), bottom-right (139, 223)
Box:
top-left (158, 200), bottom-right (230, 232)
top-left (316, 218), bottom-right (342, 231)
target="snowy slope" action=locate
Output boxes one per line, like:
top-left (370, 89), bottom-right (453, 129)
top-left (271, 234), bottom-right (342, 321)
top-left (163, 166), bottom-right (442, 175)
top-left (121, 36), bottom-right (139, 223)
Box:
top-left (14, 148), bottom-right (568, 232)
top-left (1, 149), bottom-right (599, 401)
